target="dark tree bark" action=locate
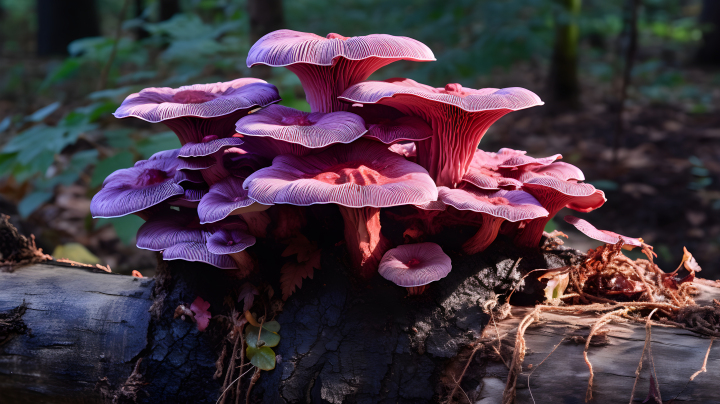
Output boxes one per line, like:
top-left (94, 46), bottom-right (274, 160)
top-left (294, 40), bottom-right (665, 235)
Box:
top-left (36, 0), bottom-right (101, 56)
top-left (547, 0), bottom-right (582, 109)
top-left (158, 0), bottom-right (180, 22)
top-left (247, 0), bottom-right (284, 79)
top-left (696, 0), bottom-right (720, 65)
top-left (3, 221), bottom-right (720, 403)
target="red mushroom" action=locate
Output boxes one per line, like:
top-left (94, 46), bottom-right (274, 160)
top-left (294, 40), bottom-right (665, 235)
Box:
top-left (515, 177), bottom-right (606, 247)
top-left (340, 78), bottom-right (543, 187)
top-left (247, 30), bottom-right (435, 112)
top-left (427, 186), bottom-right (549, 254)
top-left (378, 242), bottom-right (452, 295)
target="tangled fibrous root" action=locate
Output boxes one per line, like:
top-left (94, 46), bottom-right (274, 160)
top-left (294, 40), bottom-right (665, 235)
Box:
top-left (501, 240), bottom-right (717, 404)
top-left (0, 215), bottom-right (51, 272)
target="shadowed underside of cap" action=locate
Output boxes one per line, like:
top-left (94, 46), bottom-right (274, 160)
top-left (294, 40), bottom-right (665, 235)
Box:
top-left (365, 116), bottom-right (432, 144)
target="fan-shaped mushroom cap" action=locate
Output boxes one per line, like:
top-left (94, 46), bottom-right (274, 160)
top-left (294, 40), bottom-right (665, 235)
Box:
top-left (198, 176), bottom-right (271, 224)
top-left (515, 177), bottom-right (606, 247)
top-left (235, 104), bottom-right (367, 154)
top-left (247, 30), bottom-right (434, 112)
top-left (378, 242), bottom-right (452, 295)
top-left (564, 215), bottom-right (643, 247)
top-left (365, 116), bottom-right (432, 144)
top-left (243, 139), bottom-right (438, 208)
top-left (114, 78), bottom-right (280, 144)
top-left (388, 142), bottom-right (417, 161)
top-left (340, 79), bottom-right (543, 187)
top-left (90, 150), bottom-right (184, 218)
top-left (177, 136), bottom-right (246, 158)
top-left (136, 210), bottom-right (255, 270)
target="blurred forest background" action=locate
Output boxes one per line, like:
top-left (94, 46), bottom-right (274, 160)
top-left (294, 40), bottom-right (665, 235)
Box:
top-left (1, 0), bottom-right (719, 277)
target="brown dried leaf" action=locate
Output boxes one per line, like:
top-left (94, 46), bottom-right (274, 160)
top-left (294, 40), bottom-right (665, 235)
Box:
top-left (280, 249), bottom-right (321, 300)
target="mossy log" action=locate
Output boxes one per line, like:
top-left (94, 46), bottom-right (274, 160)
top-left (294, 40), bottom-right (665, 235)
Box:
top-left (1, 241), bottom-right (719, 403)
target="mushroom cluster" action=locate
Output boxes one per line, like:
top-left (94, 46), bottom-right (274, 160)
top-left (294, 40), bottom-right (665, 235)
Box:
top-left (91, 29), bottom-right (605, 295)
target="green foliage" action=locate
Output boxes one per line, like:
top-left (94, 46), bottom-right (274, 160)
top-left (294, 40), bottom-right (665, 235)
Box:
top-left (246, 346), bottom-right (276, 370)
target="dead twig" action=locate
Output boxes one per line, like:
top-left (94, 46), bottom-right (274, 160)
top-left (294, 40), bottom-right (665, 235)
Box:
top-left (690, 337), bottom-right (714, 381)
top-left (447, 342), bottom-right (483, 404)
top-left (585, 308), bottom-right (630, 401)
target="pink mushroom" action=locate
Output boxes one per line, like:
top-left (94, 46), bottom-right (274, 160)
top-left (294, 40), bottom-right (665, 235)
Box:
top-left (428, 186), bottom-right (549, 254)
top-left (339, 78), bottom-right (543, 187)
top-left (378, 242), bottom-right (452, 295)
top-left (563, 215), bottom-right (643, 248)
top-left (515, 177), bottom-right (606, 247)
top-left (114, 78), bottom-right (280, 144)
top-left (243, 139), bottom-right (438, 277)
top-left (247, 30), bottom-right (435, 113)
top-left (235, 104), bottom-right (367, 157)
top-left (364, 116), bottom-right (432, 144)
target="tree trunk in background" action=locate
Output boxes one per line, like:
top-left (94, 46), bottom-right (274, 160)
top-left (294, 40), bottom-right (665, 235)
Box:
top-left (134, 0), bottom-right (149, 40)
top-left (696, 0), bottom-right (720, 65)
top-left (158, 0), bottom-right (179, 22)
top-left (247, 0), bottom-right (284, 79)
top-left (36, 0), bottom-right (100, 56)
top-left (547, 0), bottom-right (582, 109)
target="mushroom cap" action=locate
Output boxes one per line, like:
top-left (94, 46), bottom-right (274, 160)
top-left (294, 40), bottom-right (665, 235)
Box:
top-left (198, 176), bottom-right (270, 224)
top-left (136, 211), bottom-right (253, 269)
top-left (388, 142), bottom-right (417, 159)
top-left (246, 30), bottom-right (435, 68)
top-left (365, 116), bottom-right (432, 144)
top-left (564, 215), bottom-right (643, 247)
top-left (522, 177), bottom-right (606, 212)
top-left (427, 186), bottom-right (549, 222)
top-left (243, 139), bottom-right (438, 208)
top-left (378, 242), bottom-right (452, 287)
top-left (113, 78), bottom-right (280, 123)
top-left (526, 161), bottom-right (585, 182)
top-left (222, 148), bottom-right (271, 178)
top-left (339, 78), bottom-right (543, 113)
top-left (90, 151), bottom-right (184, 218)
top-left (177, 137), bottom-right (245, 158)
top-left (206, 221), bottom-right (257, 255)
top-left (235, 104), bottom-right (367, 148)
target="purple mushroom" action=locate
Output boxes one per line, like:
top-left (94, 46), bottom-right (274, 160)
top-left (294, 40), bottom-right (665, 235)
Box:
top-left (378, 242), bottom-right (452, 295)
top-left (430, 186), bottom-right (549, 254)
top-left (136, 210), bottom-right (255, 272)
top-left (91, 149), bottom-right (184, 219)
top-left (243, 139), bottom-right (438, 277)
top-left (114, 78), bottom-right (280, 144)
top-left (340, 78), bottom-right (543, 187)
top-left (247, 30), bottom-right (435, 113)
top-left (198, 176), bottom-right (270, 224)
top-left (235, 104), bottom-right (367, 156)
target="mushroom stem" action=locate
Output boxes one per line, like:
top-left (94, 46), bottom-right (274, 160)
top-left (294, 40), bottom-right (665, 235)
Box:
top-left (164, 113), bottom-right (244, 145)
top-left (270, 205), bottom-right (307, 240)
top-left (238, 211), bottom-right (271, 238)
top-left (514, 197), bottom-right (570, 248)
top-left (462, 216), bottom-right (504, 255)
top-left (338, 206), bottom-right (391, 278)
top-left (414, 106), bottom-right (510, 187)
top-left (227, 251), bottom-right (254, 278)
top-left (406, 285), bottom-right (428, 295)
top-left (287, 58), bottom-right (396, 113)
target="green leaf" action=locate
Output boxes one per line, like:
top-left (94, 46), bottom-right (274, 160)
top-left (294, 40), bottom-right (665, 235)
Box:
top-left (18, 191), bottom-right (54, 218)
top-left (69, 150), bottom-right (99, 173)
top-left (27, 102), bottom-right (60, 122)
top-left (245, 346), bottom-right (276, 370)
top-left (96, 215), bottom-right (145, 245)
top-left (136, 132), bottom-right (181, 159)
top-left (0, 152), bottom-right (18, 176)
top-left (245, 325), bottom-right (280, 348)
top-left (262, 321), bottom-right (281, 333)
top-left (91, 151), bottom-right (134, 187)
top-left (0, 117), bottom-right (11, 133)
top-left (52, 243), bottom-right (100, 264)
top-left (103, 129), bottom-right (135, 149)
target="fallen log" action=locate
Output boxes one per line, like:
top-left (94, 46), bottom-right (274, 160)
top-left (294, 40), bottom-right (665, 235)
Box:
top-left (1, 238), bottom-right (718, 403)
